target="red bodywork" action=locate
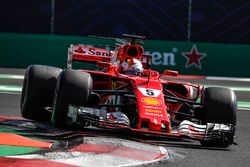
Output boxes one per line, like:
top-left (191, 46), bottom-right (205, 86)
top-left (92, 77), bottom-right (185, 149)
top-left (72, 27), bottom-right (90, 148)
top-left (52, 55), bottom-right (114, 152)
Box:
top-left (67, 43), bottom-right (201, 136)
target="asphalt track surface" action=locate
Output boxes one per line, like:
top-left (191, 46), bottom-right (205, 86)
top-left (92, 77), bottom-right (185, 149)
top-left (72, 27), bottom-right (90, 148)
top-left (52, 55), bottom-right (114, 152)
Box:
top-left (0, 68), bottom-right (250, 167)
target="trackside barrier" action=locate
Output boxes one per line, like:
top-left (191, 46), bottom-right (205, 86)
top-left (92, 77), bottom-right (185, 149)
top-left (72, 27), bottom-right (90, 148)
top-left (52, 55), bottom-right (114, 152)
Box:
top-left (0, 33), bottom-right (249, 77)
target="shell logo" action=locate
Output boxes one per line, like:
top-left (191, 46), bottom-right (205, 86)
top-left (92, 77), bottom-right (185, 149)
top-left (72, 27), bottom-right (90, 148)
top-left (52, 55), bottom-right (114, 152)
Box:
top-left (141, 97), bottom-right (162, 106)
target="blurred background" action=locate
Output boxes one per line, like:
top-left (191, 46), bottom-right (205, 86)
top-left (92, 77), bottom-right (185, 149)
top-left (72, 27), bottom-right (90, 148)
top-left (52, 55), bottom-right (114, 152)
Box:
top-left (0, 0), bottom-right (250, 77)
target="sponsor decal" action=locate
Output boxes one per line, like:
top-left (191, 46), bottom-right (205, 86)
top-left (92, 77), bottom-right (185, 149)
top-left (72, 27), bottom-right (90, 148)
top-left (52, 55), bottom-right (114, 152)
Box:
top-left (138, 88), bottom-right (161, 97)
top-left (141, 97), bottom-right (162, 106)
top-left (74, 46), bottom-right (110, 57)
top-left (144, 48), bottom-right (177, 66)
top-left (144, 105), bottom-right (162, 110)
top-left (182, 45), bottom-right (206, 69)
top-left (88, 48), bottom-right (110, 57)
top-left (145, 108), bottom-right (162, 113)
top-left (145, 112), bottom-right (164, 117)
top-left (145, 45), bottom-right (207, 70)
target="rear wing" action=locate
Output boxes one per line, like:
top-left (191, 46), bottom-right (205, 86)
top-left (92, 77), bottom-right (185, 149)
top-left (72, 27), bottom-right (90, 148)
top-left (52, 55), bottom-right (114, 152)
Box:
top-left (67, 44), bottom-right (152, 70)
top-left (67, 45), bottom-right (112, 69)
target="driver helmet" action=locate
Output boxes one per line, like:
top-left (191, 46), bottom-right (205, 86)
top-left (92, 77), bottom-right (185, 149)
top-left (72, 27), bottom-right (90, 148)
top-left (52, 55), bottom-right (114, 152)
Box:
top-left (121, 58), bottom-right (143, 75)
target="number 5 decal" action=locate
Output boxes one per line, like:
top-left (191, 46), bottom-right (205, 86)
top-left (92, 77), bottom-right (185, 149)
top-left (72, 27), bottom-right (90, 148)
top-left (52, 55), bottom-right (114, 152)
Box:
top-left (138, 88), bottom-right (161, 97)
top-left (146, 89), bottom-right (154, 96)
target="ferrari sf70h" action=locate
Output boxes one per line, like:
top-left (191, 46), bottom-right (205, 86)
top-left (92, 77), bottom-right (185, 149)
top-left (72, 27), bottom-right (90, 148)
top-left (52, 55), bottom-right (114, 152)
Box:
top-left (21, 34), bottom-right (237, 148)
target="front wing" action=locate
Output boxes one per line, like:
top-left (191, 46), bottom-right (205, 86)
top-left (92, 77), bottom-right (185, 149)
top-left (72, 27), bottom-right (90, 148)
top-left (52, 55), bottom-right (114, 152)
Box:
top-left (67, 106), bottom-right (235, 144)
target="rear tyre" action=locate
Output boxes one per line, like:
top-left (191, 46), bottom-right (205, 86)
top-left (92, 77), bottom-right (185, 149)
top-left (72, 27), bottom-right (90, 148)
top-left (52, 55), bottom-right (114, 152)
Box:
top-left (51, 69), bottom-right (92, 128)
top-left (21, 65), bottom-right (62, 121)
top-left (200, 87), bottom-right (237, 147)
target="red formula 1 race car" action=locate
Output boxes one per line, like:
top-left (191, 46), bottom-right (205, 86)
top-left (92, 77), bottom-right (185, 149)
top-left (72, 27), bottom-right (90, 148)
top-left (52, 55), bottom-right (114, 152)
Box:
top-left (21, 34), bottom-right (237, 148)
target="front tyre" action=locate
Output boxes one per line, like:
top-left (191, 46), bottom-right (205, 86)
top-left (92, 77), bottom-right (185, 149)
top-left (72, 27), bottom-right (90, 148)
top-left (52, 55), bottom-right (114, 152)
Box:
top-left (21, 65), bottom-right (62, 121)
top-left (200, 87), bottom-right (237, 148)
top-left (51, 69), bottom-right (92, 128)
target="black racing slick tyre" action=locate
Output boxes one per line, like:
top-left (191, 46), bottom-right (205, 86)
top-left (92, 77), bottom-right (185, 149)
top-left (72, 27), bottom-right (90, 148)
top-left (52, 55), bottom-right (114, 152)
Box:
top-left (203, 87), bottom-right (237, 125)
top-left (21, 65), bottom-right (62, 121)
top-left (51, 69), bottom-right (92, 128)
top-left (200, 87), bottom-right (237, 147)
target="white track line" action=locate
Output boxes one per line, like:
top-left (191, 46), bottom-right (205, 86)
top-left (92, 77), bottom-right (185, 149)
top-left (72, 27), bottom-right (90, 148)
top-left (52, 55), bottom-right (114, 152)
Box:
top-left (207, 76), bottom-right (250, 82)
top-left (0, 74), bottom-right (24, 79)
top-left (238, 108), bottom-right (250, 111)
top-left (0, 85), bottom-right (22, 92)
top-left (0, 92), bottom-right (21, 95)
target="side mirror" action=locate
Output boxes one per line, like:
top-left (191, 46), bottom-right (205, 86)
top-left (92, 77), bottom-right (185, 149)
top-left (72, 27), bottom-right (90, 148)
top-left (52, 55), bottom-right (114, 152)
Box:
top-left (163, 70), bottom-right (179, 77)
top-left (97, 61), bottom-right (111, 69)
